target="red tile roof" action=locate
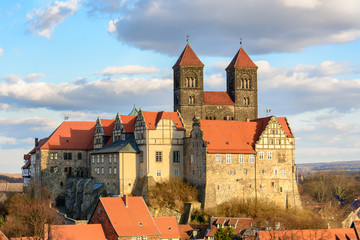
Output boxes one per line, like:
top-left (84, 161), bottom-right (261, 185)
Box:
top-left (179, 224), bottom-right (207, 240)
top-left (120, 115), bottom-right (137, 133)
top-left (277, 117), bottom-right (294, 138)
top-left (154, 217), bottom-right (181, 239)
top-left (226, 48), bottom-right (258, 70)
top-left (352, 220), bottom-right (360, 237)
top-left (98, 196), bottom-right (160, 237)
top-left (142, 111), bottom-right (185, 131)
top-left (257, 228), bottom-right (357, 240)
top-left (0, 230), bottom-right (8, 240)
top-left (207, 217), bottom-right (253, 236)
top-left (199, 120), bottom-right (261, 154)
top-left (41, 121), bottom-right (96, 150)
top-left (50, 224), bottom-right (107, 240)
top-left (203, 91), bottom-right (234, 105)
top-left (173, 44), bottom-right (204, 68)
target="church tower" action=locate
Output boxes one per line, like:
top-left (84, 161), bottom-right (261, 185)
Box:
top-left (173, 44), bottom-right (204, 134)
top-left (226, 47), bottom-right (258, 121)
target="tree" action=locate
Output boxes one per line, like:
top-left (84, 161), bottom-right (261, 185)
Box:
top-left (214, 227), bottom-right (236, 240)
top-left (0, 193), bottom-right (63, 239)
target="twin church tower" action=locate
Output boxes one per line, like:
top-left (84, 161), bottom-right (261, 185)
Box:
top-left (173, 44), bottom-right (258, 135)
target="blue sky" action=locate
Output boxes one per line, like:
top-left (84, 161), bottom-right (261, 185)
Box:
top-left (1, 0), bottom-right (360, 173)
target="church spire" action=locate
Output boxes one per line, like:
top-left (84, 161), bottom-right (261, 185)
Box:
top-left (226, 47), bottom-right (258, 70)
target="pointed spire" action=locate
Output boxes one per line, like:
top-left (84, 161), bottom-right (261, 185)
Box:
top-left (128, 104), bottom-right (139, 116)
top-left (226, 47), bottom-right (258, 70)
top-left (173, 44), bottom-right (204, 68)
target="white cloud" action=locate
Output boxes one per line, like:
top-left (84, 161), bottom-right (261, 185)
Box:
top-left (205, 74), bottom-right (225, 88)
top-left (98, 65), bottom-right (161, 75)
top-left (0, 48), bottom-right (3, 57)
top-left (25, 73), bottom-right (46, 82)
top-left (108, 18), bottom-right (119, 33)
top-left (0, 147), bottom-right (30, 173)
top-left (27, 0), bottom-right (80, 39)
top-left (0, 136), bottom-right (33, 145)
top-left (106, 0), bottom-right (360, 55)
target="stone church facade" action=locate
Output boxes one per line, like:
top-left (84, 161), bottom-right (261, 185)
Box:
top-left (22, 43), bottom-right (301, 217)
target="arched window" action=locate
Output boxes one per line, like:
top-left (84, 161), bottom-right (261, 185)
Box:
top-left (243, 97), bottom-right (250, 105)
top-left (189, 96), bottom-right (195, 105)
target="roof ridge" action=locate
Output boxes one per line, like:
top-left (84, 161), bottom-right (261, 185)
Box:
top-left (173, 44), bottom-right (204, 68)
top-left (226, 47), bottom-right (258, 70)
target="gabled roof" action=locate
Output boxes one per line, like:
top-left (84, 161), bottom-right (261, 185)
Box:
top-left (226, 47), bottom-right (258, 70)
top-left (199, 120), bottom-right (262, 154)
top-left (41, 121), bottom-right (96, 150)
top-left (100, 119), bottom-right (115, 136)
top-left (203, 92), bottom-right (234, 105)
top-left (142, 111), bottom-right (185, 131)
top-left (257, 228), bottom-right (357, 240)
top-left (93, 137), bottom-right (139, 154)
top-left (50, 224), bottom-right (107, 240)
top-left (277, 117), bottom-right (294, 138)
top-left (29, 137), bottom-right (49, 154)
top-left (207, 217), bottom-right (253, 237)
top-left (120, 115), bottom-right (137, 133)
top-left (97, 196), bottom-right (160, 237)
top-left (179, 224), bottom-right (208, 240)
top-left (154, 217), bottom-right (181, 239)
top-left (173, 44), bottom-right (204, 68)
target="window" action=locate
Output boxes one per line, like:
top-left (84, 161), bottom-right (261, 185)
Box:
top-left (174, 168), bottom-right (179, 176)
top-left (101, 167), bottom-right (104, 175)
top-left (78, 152), bottom-right (82, 160)
top-left (131, 237), bottom-right (136, 240)
top-left (97, 155), bottom-right (100, 163)
top-left (50, 152), bottom-right (58, 160)
top-left (173, 151), bottom-right (180, 163)
top-left (64, 152), bottom-right (72, 160)
top-left (259, 152), bottom-right (264, 160)
top-left (274, 169), bottom-right (278, 175)
top-left (101, 155), bottom-right (104, 163)
top-left (114, 154), bottom-right (117, 163)
top-left (269, 139), bottom-right (273, 144)
top-left (114, 167), bottom-right (117, 174)
top-left (191, 154), bottom-right (194, 164)
top-left (260, 169), bottom-right (265, 175)
top-left (239, 154), bottom-right (244, 163)
top-left (216, 154), bottom-right (221, 163)
top-left (92, 155), bottom-right (95, 164)
top-left (109, 167), bottom-right (112, 175)
top-left (267, 152), bottom-right (272, 159)
top-left (250, 155), bottom-right (255, 163)
top-left (189, 96), bottom-right (195, 104)
top-left (140, 170), bottom-right (143, 177)
top-left (282, 170), bottom-right (286, 175)
top-left (228, 170), bottom-right (232, 175)
top-left (244, 169), bottom-right (248, 175)
top-left (157, 170), bottom-right (161, 177)
top-left (138, 237), bottom-right (141, 240)
top-left (226, 154), bottom-right (231, 164)
top-left (109, 155), bottom-right (112, 163)
top-left (140, 151), bottom-right (143, 163)
top-left (198, 170), bottom-right (201, 176)
top-left (155, 152), bottom-right (162, 162)
top-left (276, 139), bottom-right (281, 145)
top-left (143, 236), bottom-right (147, 240)
top-left (280, 187), bottom-right (283, 193)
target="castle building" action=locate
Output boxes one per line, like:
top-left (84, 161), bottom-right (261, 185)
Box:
top-left (22, 43), bottom-right (301, 216)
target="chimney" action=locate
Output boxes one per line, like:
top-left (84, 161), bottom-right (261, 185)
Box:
top-left (226, 116), bottom-right (230, 121)
top-left (44, 224), bottom-right (49, 240)
top-left (246, 118), bottom-right (250, 122)
top-left (35, 138), bottom-right (39, 147)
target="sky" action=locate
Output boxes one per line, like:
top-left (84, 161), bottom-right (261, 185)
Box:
top-left (1, 0), bottom-right (360, 173)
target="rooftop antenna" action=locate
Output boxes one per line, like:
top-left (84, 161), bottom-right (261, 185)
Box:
top-left (186, 35), bottom-right (189, 43)
top-left (240, 38), bottom-right (243, 48)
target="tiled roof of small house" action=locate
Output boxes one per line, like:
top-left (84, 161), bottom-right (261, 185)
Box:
top-left (207, 217), bottom-right (253, 237)
top-left (50, 224), bottom-right (107, 240)
top-left (93, 137), bottom-right (139, 154)
top-left (173, 44), bottom-right (204, 68)
top-left (257, 228), bottom-right (357, 240)
top-left (142, 111), bottom-right (185, 131)
top-left (40, 121), bottom-right (96, 150)
top-left (203, 91), bottom-right (234, 105)
top-left (97, 196), bottom-right (160, 237)
top-left (226, 47), bottom-right (258, 70)
top-left (179, 224), bottom-right (208, 240)
top-left (154, 217), bottom-right (181, 239)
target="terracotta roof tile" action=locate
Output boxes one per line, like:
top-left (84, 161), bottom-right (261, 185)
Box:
top-left (203, 91), bottom-right (234, 105)
top-left (120, 115), bottom-right (137, 133)
top-left (207, 217), bottom-right (253, 236)
top-left (179, 224), bottom-right (207, 240)
top-left (100, 119), bottom-right (114, 136)
top-left (173, 44), bottom-right (204, 68)
top-left (277, 117), bottom-right (294, 137)
top-left (226, 48), bottom-right (258, 70)
top-left (50, 224), bottom-right (107, 240)
top-left (142, 111), bottom-right (185, 131)
top-left (154, 217), bottom-right (180, 238)
top-left (41, 121), bottom-right (96, 150)
top-left (99, 196), bottom-right (160, 237)
top-left (0, 230), bottom-right (8, 240)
